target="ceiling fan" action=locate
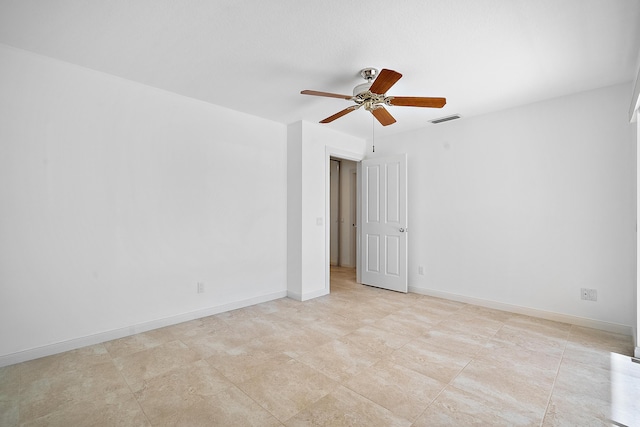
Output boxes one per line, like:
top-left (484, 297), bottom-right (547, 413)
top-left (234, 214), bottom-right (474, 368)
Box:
top-left (301, 68), bottom-right (446, 126)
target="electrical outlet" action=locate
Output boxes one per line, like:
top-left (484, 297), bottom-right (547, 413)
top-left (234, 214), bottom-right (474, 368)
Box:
top-left (418, 266), bottom-right (424, 275)
top-left (197, 282), bottom-right (205, 294)
top-left (580, 288), bottom-right (597, 301)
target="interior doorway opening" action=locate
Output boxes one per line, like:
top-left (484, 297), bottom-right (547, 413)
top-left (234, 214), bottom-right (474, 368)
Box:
top-left (329, 157), bottom-right (358, 270)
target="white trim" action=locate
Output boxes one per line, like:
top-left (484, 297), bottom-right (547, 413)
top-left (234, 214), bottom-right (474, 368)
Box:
top-left (0, 290), bottom-right (287, 368)
top-left (287, 288), bottom-right (329, 301)
top-left (630, 67), bottom-right (640, 122)
top-left (409, 285), bottom-right (633, 337)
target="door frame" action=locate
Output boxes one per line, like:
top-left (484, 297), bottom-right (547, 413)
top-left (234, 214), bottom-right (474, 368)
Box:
top-left (324, 146), bottom-right (365, 293)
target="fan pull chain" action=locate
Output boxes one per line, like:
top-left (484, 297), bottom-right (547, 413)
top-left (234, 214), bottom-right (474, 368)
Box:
top-left (372, 115), bottom-right (375, 153)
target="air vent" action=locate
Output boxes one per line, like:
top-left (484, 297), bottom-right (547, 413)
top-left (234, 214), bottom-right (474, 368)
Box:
top-left (430, 114), bottom-right (461, 124)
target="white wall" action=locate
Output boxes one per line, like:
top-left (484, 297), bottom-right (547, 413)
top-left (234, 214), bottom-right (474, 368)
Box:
top-left (636, 111), bottom-right (640, 356)
top-left (369, 83), bottom-right (636, 331)
top-left (0, 45), bottom-right (287, 365)
top-left (287, 121), bottom-right (365, 300)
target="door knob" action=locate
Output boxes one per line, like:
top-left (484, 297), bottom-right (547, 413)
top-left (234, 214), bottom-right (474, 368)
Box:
top-left (399, 228), bottom-right (405, 232)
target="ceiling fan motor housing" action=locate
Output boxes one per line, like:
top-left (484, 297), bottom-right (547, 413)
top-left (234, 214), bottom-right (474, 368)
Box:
top-left (354, 67), bottom-right (378, 96)
top-left (353, 82), bottom-right (373, 97)
top-left (360, 67), bottom-right (378, 81)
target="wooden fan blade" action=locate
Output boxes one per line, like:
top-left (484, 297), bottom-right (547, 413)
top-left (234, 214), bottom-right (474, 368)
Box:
top-left (371, 106), bottom-right (396, 126)
top-left (369, 69), bottom-right (403, 94)
top-left (388, 96), bottom-right (446, 108)
top-left (301, 90), bottom-right (353, 100)
top-left (319, 106), bottom-right (359, 123)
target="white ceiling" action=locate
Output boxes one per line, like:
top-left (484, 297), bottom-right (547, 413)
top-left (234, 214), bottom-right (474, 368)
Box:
top-left (1, 0), bottom-right (639, 139)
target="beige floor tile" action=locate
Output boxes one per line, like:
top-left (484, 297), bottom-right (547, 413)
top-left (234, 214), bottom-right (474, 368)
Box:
top-left (549, 377), bottom-right (640, 427)
top-left (549, 355), bottom-right (640, 426)
top-left (344, 359), bottom-right (446, 422)
top-left (0, 366), bottom-right (19, 427)
top-left (505, 314), bottom-right (572, 340)
top-left (543, 392), bottom-right (612, 426)
top-left (561, 342), bottom-right (617, 372)
top-left (0, 398), bottom-right (19, 427)
top-left (303, 313), bottom-right (365, 338)
top-left (414, 385), bottom-right (541, 426)
top-left (553, 356), bottom-right (640, 418)
top-left (554, 358), bottom-right (612, 402)
top-left (450, 358), bottom-right (554, 417)
top-left (216, 304), bottom-right (272, 321)
top-left (112, 340), bottom-right (201, 392)
top-left (365, 294), bottom-right (414, 312)
top-left (223, 315), bottom-right (292, 341)
top-left (21, 392), bottom-right (150, 427)
top-left (243, 327), bottom-right (334, 358)
top-left (436, 315), bottom-right (503, 339)
top-left (553, 360), bottom-right (640, 426)
top-left (165, 315), bottom-right (232, 341)
top-left (206, 348), bottom-right (292, 384)
top-left (455, 304), bottom-right (514, 323)
top-left (567, 326), bottom-right (634, 355)
top-left (341, 325), bottom-right (413, 357)
top-left (19, 360), bottom-right (131, 423)
top-left (103, 329), bottom-right (176, 359)
top-left (476, 340), bottom-right (563, 374)
top-left (134, 359), bottom-right (233, 422)
top-left (0, 364), bottom-right (20, 426)
top-left (388, 338), bottom-right (472, 383)
top-left (153, 385), bottom-right (282, 426)
top-left (419, 326), bottom-right (490, 358)
top-left (285, 385), bottom-right (411, 427)
top-left (371, 310), bottom-right (439, 338)
top-left (179, 331), bottom-right (244, 360)
top-left (18, 344), bottom-right (112, 386)
top-left (488, 324), bottom-right (567, 358)
top-left (0, 363), bottom-right (20, 392)
top-left (332, 303), bottom-right (394, 323)
top-left (414, 296), bottom-right (467, 315)
top-left (238, 358), bottom-right (338, 422)
top-left (296, 338), bottom-right (382, 383)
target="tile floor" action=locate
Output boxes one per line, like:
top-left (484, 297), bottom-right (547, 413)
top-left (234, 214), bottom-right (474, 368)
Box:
top-left (1, 267), bottom-right (638, 426)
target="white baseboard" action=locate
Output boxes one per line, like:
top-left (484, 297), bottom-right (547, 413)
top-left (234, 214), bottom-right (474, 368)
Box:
top-left (0, 290), bottom-right (287, 368)
top-left (409, 285), bottom-right (633, 337)
top-left (287, 288), bottom-right (329, 302)
top-left (287, 291), bottom-right (302, 301)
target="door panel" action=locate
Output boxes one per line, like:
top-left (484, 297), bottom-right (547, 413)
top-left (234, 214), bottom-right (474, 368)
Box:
top-left (366, 234), bottom-right (380, 273)
top-left (386, 235), bottom-right (400, 276)
top-left (360, 154), bottom-right (408, 292)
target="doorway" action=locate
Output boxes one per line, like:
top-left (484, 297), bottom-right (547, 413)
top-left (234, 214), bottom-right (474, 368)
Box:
top-left (329, 157), bottom-right (358, 269)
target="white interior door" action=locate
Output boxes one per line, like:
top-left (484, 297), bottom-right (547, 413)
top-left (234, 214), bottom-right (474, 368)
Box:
top-left (360, 154), bottom-right (408, 292)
